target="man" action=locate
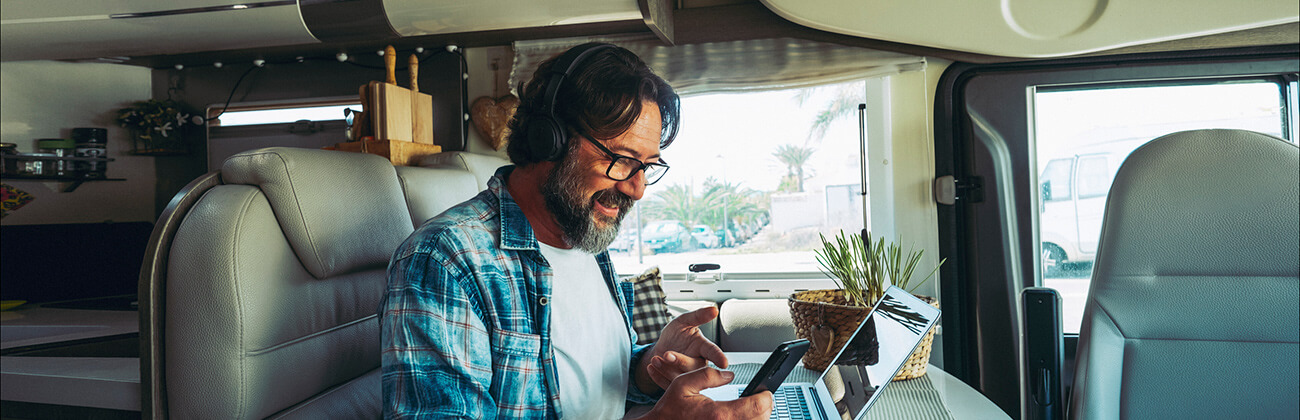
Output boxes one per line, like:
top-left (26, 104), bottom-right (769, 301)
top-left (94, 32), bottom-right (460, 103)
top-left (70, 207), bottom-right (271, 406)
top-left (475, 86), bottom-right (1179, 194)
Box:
top-left (380, 43), bottom-right (772, 419)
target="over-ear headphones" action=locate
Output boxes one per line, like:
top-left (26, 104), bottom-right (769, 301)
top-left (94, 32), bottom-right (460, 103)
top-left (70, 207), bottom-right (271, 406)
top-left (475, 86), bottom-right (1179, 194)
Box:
top-left (525, 43), bottom-right (616, 162)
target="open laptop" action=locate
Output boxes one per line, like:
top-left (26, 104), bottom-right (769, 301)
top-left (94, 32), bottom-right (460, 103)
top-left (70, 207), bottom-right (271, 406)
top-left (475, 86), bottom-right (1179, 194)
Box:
top-left (702, 285), bottom-right (942, 420)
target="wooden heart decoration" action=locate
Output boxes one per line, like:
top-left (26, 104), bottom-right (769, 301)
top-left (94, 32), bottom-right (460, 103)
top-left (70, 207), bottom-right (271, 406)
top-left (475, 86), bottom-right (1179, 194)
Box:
top-left (470, 95), bottom-right (519, 151)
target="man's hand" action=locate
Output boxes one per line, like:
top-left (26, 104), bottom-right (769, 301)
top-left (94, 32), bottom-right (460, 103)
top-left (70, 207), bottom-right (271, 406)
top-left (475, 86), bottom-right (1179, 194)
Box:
top-left (634, 367), bottom-right (773, 420)
top-left (636, 307), bottom-right (728, 394)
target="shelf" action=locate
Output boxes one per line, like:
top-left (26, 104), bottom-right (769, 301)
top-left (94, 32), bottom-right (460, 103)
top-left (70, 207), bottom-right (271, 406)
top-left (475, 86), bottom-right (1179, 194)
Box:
top-left (1, 176), bottom-right (126, 192)
top-left (2, 155), bottom-right (114, 162)
top-left (3, 155), bottom-right (119, 192)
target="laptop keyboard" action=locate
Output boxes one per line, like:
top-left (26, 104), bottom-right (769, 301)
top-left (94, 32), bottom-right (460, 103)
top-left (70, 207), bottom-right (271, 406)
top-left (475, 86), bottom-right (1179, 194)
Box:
top-left (738, 386), bottom-right (812, 419)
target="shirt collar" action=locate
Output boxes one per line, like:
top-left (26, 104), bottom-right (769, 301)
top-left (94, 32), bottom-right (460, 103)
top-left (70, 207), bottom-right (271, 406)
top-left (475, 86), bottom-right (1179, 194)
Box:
top-left (489, 165), bottom-right (541, 251)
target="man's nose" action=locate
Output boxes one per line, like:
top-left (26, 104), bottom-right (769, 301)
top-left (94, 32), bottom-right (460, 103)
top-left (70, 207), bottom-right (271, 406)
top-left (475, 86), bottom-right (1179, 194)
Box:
top-left (616, 171), bottom-right (646, 200)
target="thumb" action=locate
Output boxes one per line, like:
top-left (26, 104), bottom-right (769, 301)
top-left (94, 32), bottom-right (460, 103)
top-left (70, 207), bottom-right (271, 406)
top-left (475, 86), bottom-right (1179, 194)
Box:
top-left (673, 367), bottom-right (736, 394)
top-left (672, 306), bottom-right (719, 328)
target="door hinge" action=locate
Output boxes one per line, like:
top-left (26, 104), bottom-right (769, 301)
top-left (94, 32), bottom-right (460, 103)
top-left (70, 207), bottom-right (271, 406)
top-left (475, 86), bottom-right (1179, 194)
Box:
top-left (934, 175), bottom-right (984, 205)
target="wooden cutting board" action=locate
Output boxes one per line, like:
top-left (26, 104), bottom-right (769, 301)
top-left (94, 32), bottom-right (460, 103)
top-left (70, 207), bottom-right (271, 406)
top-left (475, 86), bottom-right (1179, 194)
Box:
top-left (409, 54), bottom-right (434, 145)
top-left (371, 46), bottom-right (412, 142)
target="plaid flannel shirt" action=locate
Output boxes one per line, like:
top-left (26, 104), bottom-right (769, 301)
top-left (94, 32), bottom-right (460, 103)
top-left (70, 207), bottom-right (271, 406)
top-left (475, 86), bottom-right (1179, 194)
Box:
top-left (380, 166), bottom-right (657, 419)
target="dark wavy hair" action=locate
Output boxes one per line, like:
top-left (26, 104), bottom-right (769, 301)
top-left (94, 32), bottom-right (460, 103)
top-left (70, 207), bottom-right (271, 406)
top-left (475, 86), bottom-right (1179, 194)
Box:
top-left (506, 43), bottom-right (680, 165)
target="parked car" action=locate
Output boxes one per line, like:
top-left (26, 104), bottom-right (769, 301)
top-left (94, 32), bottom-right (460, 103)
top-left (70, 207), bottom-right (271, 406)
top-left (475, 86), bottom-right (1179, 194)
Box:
top-left (690, 225), bottom-right (720, 249)
top-left (609, 228), bottom-right (638, 253)
top-left (641, 220), bottom-right (697, 253)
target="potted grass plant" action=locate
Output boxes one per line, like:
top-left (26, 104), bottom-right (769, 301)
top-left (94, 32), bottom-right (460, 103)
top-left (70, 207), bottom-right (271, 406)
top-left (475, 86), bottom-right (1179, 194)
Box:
top-left (789, 230), bottom-right (944, 377)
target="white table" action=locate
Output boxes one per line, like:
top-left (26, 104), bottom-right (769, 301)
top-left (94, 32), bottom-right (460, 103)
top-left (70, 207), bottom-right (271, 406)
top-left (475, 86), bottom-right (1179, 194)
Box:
top-left (1, 306), bottom-right (140, 411)
top-left (626, 352), bottom-right (1009, 420)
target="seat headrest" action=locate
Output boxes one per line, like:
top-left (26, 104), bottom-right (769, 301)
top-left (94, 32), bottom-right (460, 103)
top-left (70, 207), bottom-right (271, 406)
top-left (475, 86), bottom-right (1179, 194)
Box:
top-left (1099, 129), bottom-right (1299, 277)
top-left (222, 147), bottom-right (414, 278)
top-left (417, 151), bottom-right (510, 189)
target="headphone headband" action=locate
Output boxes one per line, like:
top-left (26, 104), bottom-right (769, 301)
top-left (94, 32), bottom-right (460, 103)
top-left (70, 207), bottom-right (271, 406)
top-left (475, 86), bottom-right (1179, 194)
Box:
top-left (527, 42), bottom-right (616, 161)
top-left (539, 43), bottom-right (616, 124)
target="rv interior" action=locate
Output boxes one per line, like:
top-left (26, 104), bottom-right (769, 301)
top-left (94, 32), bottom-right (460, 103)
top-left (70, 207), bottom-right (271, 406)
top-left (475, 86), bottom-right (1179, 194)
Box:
top-left (1, 0), bottom-right (1297, 419)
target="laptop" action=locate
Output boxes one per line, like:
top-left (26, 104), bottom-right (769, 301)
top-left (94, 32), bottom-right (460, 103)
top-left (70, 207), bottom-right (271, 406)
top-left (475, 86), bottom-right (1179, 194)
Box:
top-left (702, 285), bottom-right (941, 420)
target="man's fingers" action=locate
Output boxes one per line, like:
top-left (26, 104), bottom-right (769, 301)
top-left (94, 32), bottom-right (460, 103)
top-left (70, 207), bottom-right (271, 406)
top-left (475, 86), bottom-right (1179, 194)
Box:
top-left (719, 390), bottom-right (774, 417)
top-left (657, 351), bottom-right (703, 369)
top-left (673, 367), bottom-right (736, 393)
top-left (647, 363), bottom-right (672, 388)
top-left (698, 342), bottom-right (728, 369)
top-left (670, 307), bottom-right (719, 329)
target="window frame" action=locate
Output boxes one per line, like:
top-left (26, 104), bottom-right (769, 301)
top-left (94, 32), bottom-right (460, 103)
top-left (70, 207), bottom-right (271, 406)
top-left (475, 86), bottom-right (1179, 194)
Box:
top-left (933, 45), bottom-right (1299, 415)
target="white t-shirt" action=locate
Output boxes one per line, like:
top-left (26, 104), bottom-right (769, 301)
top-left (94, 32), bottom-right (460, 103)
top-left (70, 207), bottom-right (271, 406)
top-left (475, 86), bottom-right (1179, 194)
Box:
top-left (539, 243), bottom-right (632, 419)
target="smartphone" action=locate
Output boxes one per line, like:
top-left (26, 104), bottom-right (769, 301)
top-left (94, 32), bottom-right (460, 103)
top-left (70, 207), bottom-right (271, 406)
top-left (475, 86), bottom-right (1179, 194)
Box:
top-left (740, 339), bottom-right (811, 397)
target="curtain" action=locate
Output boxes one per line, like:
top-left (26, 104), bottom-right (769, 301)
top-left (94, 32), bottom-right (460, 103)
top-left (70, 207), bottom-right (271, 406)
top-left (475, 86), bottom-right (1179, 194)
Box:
top-left (510, 34), bottom-right (926, 96)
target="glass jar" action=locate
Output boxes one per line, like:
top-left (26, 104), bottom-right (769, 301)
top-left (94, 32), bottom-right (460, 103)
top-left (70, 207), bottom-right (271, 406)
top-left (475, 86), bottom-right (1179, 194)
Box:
top-left (1, 143), bottom-right (17, 175)
top-left (72, 128), bottom-right (108, 179)
top-left (17, 153), bottom-right (56, 176)
top-left (37, 138), bottom-right (76, 177)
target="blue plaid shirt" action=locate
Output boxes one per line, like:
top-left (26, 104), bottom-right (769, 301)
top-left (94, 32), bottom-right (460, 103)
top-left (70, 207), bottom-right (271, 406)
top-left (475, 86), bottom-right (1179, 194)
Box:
top-left (381, 166), bottom-right (656, 419)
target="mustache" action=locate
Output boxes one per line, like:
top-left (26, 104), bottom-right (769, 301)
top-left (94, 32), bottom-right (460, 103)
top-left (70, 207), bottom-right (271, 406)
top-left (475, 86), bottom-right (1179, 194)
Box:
top-left (592, 188), bottom-right (634, 211)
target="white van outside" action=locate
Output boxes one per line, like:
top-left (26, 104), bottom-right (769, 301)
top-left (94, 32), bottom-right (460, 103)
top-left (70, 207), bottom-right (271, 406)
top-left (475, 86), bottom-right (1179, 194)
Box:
top-left (1037, 139), bottom-right (1142, 276)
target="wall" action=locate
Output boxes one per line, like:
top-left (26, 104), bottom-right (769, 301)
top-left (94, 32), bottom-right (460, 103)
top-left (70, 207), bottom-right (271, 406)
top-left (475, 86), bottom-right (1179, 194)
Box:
top-left (461, 46), bottom-right (515, 160)
top-left (878, 59), bottom-right (953, 365)
top-left (1, 60), bottom-right (156, 225)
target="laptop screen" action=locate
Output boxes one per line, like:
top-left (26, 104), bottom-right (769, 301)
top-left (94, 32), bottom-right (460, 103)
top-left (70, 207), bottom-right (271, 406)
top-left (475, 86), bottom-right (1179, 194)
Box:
top-left (814, 285), bottom-right (941, 419)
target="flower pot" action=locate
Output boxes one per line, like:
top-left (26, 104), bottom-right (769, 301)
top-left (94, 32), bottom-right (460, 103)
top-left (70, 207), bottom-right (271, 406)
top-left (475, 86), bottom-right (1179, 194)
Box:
top-left (130, 129), bottom-right (189, 156)
top-left (788, 289), bottom-right (872, 372)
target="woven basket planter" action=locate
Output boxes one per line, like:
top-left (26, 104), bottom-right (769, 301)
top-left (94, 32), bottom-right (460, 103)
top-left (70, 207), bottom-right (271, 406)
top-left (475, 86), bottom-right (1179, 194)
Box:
top-left (789, 289), bottom-right (939, 380)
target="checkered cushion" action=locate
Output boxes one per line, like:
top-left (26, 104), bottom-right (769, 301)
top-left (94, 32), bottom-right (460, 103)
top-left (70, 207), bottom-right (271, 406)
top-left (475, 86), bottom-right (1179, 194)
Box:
top-left (621, 266), bottom-right (671, 345)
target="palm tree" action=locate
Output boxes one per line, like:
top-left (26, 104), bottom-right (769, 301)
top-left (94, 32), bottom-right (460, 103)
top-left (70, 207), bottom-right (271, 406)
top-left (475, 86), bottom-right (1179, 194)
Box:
top-left (773, 144), bottom-right (815, 193)
top-left (697, 177), bottom-right (766, 229)
top-left (640, 183), bottom-right (696, 225)
top-left (639, 178), bottom-right (769, 243)
top-left (797, 82), bottom-right (866, 143)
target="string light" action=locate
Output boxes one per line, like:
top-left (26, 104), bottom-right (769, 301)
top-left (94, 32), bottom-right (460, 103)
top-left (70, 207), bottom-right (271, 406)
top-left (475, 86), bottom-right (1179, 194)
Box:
top-left (213, 62), bottom-right (223, 68)
top-left (174, 64), bottom-right (184, 70)
top-left (253, 59), bottom-right (265, 67)
top-left (335, 53), bottom-right (348, 62)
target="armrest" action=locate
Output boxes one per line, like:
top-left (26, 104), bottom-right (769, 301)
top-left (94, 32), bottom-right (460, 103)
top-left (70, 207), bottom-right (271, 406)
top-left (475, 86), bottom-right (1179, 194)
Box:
top-left (1021, 287), bottom-right (1064, 420)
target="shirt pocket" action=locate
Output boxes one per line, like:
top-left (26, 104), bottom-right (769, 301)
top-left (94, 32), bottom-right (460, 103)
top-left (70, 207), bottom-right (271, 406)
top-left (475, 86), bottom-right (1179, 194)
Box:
top-left (489, 329), bottom-right (549, 416)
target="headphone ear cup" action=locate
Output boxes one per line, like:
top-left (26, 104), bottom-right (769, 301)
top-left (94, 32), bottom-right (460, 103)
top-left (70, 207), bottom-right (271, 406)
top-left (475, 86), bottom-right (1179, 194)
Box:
top-left (527, 114), bottom-right (568, 161)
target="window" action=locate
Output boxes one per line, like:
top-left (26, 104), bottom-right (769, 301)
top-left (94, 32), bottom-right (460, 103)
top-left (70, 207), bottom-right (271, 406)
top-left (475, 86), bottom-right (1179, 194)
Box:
top-left (205, 98), bottom-right (359, 171)
top-left (1032, 80), bottom-right (1292, 332)
top-left (209, 102), bottom-right (359, 126)
top-left (610, 80), bottom-right (873, 296)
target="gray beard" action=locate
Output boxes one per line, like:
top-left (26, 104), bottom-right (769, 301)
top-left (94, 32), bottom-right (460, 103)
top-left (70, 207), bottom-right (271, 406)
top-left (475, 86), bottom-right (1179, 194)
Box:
top-left (541, 156), bottom-right (633, 253)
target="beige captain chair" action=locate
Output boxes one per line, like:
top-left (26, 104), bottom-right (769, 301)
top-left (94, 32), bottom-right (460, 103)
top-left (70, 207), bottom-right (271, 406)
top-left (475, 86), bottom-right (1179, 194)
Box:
top-left (140, 147), bottom-right (413, 419)
top-left (1068, 129), bottom-right (1299, 419)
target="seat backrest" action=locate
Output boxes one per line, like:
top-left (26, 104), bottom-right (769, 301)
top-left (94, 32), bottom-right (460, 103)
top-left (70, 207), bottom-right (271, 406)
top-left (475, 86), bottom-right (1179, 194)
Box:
top-left (1069, 129), bottom-right (1299, 419)
top-left (141, 147), bottom-right (413, 419)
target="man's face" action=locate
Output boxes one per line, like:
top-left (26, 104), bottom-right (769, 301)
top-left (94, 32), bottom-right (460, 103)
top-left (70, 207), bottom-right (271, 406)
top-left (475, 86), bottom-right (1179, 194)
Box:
top-left (542, 101), bottom-right (663, 253)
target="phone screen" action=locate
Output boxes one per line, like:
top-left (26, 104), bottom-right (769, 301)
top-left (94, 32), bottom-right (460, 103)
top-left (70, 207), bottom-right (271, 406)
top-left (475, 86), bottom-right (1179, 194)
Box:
top-left (740, 339), bottom-right (811, 397)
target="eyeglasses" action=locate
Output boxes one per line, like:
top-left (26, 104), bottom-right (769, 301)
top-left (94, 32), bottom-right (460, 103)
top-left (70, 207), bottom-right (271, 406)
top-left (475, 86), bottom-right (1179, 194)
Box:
top-left (581, 136), bottom-right (669, 185)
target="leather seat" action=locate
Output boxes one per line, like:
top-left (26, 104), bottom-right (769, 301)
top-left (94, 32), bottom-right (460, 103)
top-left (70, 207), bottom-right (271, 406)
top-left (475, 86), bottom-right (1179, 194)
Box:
top-left (140, 147), bottom-right (413, 419)
top-left (1068, 129), bottom-right (1299, 419)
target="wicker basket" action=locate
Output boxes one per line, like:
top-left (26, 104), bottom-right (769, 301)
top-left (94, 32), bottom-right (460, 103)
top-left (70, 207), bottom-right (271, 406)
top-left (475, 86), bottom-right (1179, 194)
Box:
top-left (893, 295), bottom-right (939, 380)
top-left (789, 289), bottom-right (939, 380)
top-left (788, 290), bottom-right (871, 372)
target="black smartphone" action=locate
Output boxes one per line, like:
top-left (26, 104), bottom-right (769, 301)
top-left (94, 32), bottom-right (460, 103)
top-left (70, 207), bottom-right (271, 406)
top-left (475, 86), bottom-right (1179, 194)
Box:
top-left (740, 339), bottom-right (811, 397)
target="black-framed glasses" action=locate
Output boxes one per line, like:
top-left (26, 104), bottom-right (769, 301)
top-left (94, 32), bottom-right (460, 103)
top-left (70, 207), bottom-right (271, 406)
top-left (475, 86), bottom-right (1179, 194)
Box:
top-left (581, 136), bottom-right (670, 185)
